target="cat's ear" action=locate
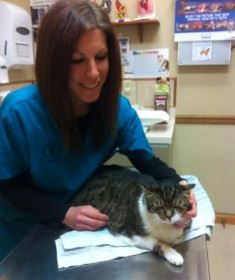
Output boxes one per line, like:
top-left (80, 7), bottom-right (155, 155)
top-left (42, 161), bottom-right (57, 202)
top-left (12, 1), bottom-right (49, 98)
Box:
top-left (141, 185), bottom-right (152, 194)
top-left (188, 183), bottom-right (196, 189)
top-left (178, 183), bottom-right (195, 190)
top-left (141, 184), bottom-right (161, 195)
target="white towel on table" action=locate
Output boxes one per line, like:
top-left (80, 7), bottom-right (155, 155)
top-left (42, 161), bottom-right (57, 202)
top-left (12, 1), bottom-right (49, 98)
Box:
top-left (55, 232), bottom-right (148, 269)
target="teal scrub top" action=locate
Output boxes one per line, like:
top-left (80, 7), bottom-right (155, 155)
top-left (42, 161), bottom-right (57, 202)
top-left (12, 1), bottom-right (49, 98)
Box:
top-left (0, 84), bottom-right (154, 258)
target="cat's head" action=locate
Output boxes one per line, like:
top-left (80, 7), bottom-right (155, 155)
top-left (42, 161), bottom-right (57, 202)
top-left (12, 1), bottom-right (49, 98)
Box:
top-left (142, 182), bottom-right (195, 224)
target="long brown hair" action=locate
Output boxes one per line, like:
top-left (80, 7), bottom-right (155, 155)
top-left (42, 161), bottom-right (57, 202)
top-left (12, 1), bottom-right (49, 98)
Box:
top-left (35, 0), bottom-right (122, 151)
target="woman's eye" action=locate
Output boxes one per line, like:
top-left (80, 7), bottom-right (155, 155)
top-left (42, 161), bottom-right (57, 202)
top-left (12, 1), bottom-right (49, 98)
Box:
top-left (96, 53), bottom-right (108, 61)
top-left (70, 58), bottom-right (84, 64)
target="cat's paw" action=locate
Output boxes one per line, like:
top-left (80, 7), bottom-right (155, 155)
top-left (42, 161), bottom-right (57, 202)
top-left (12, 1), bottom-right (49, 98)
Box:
top-left (164, 248), bottom-right (184, 266)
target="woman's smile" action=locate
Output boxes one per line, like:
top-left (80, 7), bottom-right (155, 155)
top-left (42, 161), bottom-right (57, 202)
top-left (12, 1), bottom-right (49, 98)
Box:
top-left (69, 28), bottom-right (109, 116)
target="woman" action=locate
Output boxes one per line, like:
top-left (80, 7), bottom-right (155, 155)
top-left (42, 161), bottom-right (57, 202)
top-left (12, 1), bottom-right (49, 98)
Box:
top-left (0, 0), bottom-right (196, 261)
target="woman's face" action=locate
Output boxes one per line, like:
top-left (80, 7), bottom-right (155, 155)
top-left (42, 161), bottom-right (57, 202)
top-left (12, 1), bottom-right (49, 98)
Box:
top-left (69, 28), bottom-right (109, 116)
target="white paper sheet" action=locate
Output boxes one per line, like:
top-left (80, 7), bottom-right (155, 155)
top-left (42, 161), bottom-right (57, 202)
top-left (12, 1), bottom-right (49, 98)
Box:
top-left (60, 228), bottom-right (131, 250)
top-left (55, 175), bottom-right (215, 269)
top-left (55, 240), bottom-right (148, 269)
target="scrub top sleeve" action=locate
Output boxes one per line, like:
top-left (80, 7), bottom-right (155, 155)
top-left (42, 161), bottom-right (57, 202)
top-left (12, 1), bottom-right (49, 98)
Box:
top-left (0, 174), bottom-right (70, 228)
top-left (0, 109), bottom-right (29, 179)
top-left (133, 156), bottom-right (183, 183)
top-left (116, 97), bottom-right (154, 162)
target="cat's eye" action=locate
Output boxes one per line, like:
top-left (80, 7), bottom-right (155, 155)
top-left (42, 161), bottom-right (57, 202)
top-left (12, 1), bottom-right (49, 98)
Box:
top-left (174, 206), bottom-right (183, 212)
top-left (148, 205), bottom-right (163, 213)
top-left (148, 206), bottom-right (156, 213)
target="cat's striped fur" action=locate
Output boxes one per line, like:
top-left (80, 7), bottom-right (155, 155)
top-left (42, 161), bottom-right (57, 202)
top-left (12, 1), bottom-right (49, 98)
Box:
top-left (72, 165), bottom-right (194, 266)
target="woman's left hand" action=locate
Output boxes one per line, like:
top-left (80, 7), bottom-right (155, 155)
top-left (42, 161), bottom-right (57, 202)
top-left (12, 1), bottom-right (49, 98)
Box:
top-left (174, 182), bottom-right (197, 228)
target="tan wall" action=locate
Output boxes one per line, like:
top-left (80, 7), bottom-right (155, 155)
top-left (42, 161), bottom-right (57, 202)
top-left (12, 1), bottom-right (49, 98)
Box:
top-left (172, 125), bottom-right (235, 213)
top-left (2, 0), bottom-right (235, 213)
top-left (6, 0), bottom-right (29, 9)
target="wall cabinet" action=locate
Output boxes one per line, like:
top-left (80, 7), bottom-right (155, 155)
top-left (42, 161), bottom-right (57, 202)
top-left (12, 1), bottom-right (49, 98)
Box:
top-left (112, 19), bottom-right (160, 42)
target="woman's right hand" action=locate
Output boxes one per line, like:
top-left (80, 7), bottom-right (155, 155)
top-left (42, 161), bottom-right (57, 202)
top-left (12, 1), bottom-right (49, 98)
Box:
top-left (63, 205), bottom-right (109, 231)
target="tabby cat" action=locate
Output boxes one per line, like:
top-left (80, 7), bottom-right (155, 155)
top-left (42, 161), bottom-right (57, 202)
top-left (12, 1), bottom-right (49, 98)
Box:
top-left (72, 165), bottom-right (195, 266)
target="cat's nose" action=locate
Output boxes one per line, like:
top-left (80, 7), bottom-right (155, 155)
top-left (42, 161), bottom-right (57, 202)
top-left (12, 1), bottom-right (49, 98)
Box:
top-left (165, 210), bottom-right (173, 219)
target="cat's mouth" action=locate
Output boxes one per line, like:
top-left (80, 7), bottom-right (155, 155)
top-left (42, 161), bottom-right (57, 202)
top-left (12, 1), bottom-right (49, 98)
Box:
top-left (170, 215), bottom-right (181, 224)
top-left (161, 215), bottom-right (181, 224)
top-left (162, 219), bottom-right (173, 224)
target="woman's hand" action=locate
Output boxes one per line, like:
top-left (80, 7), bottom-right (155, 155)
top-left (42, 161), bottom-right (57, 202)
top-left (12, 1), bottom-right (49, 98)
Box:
top-left (174, 181), bottom-right (197, 228)
top-left (63, 205), bottom-right (109, 231)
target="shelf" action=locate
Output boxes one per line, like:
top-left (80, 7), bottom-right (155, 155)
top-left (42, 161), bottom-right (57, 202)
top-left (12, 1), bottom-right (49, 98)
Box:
top-left (112, 18), bottom-right (160, 42)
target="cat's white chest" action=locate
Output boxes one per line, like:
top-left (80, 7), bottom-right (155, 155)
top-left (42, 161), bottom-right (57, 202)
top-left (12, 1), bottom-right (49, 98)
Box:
top-left (147, 221), bottom-right (183, 244)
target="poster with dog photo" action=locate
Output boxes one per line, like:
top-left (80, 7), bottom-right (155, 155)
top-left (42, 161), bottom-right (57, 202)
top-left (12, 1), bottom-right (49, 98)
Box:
top-left (192, 41), bottom-right (212, 61)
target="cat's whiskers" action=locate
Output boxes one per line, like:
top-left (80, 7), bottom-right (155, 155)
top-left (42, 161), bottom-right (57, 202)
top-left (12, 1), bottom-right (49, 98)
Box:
top-left (170, 212), bottom-right (182, 224)
top-left (158, 209), bottom-right (182, 224)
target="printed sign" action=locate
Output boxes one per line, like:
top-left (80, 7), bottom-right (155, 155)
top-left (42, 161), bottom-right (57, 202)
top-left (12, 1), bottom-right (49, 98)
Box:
top-left (174, 0), bottom-right (235, 41)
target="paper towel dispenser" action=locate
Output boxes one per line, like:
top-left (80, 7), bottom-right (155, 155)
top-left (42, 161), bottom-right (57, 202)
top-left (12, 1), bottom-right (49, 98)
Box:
top-left (0, 1), bottom-right (34, 68)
